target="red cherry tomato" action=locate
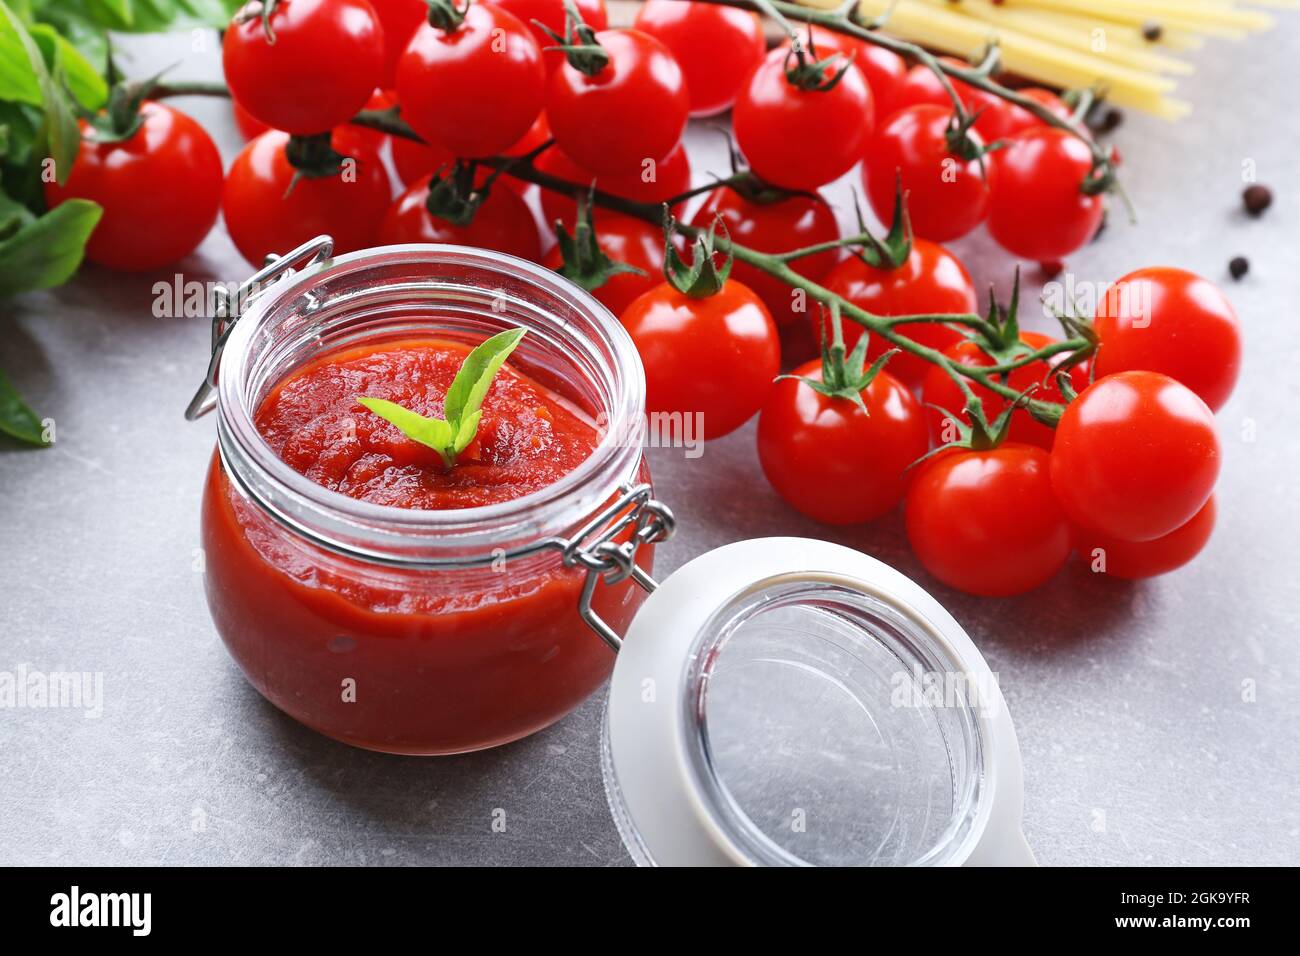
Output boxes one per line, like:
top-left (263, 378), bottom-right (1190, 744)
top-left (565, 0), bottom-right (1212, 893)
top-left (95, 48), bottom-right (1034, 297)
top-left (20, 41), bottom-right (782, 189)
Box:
top-left (987, 127), bottom-right (1104, 261)
top-left (222, 129), bottom-right (391, 267)
top-left (633, 0), bottom-right (765, 116)
top-left (693, 187), bottom-right (840, 328)
top-left (892, 57), bottom-right (1010, 140)
top-left (758, 360), bottom-right (929, 524)
top-left (997, 88), bottom-right (1074, 139)
top-left (734, 47), bottom-right (874, 192)
top-left (800, 25), bottom-right (906, 120)
top-left (1093, 267), bottom-right (1241, 412)
top-left (907, 444), bottom-right (1071, 596)
top-left (1050, 371), bottom-right (1220, 542)
top-left (536, 141), bottom-right (690, 229)
top-left (542, 212), bottom-right (664, 316)
top-left (489, 0), bottom-right (609, 73)
top-left (369, 0), bottom-right (426, 87)
top-left (1075, 495), bottom-right (1216, 580)
top-left (820, 241), bottom-right (977, 386)
top-left (390, 133), bottom-right (456, 187)
top-left (397, 3), bottom-right (545, 158)
top-left (223, 0), bottom-right (384, 135)
top-left (620, 280), bottom-right (780, 440)
top-left (378, 175), bottom-right (542, 262)
top-left (232, 99), bottom-right (267, 140)
top-left (864, 105), bottom-right (990, 243)
top-left (546, 28), bottom-right (688, 176)
top-left (920, 332), bottom-right (1092, 449)
top-left (45, 102), bottom-right (222, 272)
top-left (346, 88), bottom-right (398, 152)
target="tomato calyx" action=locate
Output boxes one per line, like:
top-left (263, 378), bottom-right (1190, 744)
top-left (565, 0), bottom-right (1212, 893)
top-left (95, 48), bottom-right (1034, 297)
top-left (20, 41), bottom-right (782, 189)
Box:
top-left (851, 177), bottom-right (912, 270)
top-left (663, 213), bottom-right (732, 298)
top-left (233, 0), bottom-right (283, 44)
top-left (782, 34), bottom-right (855, 93)
top-left (423, 0), bottom-right (469, 32)
top-left (284, 131), bottom-right (352, 181)
top-left (537, 3), bottom-right (609, 76)
top-left (782, 302), bottom-right (897, 414)
top-left (944, 108), bottom-right (987, 163)
top-left (552, 189), bottom-right (647, 293)
top-left (916, 383), bottom-right (1023, 469)
top-left (424, 160), bottom-right (492, 226)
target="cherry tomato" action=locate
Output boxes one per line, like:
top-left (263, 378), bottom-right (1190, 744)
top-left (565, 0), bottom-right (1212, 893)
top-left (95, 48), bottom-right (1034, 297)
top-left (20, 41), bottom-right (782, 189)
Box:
top-left (542, 212), bottom-right (664, 316)
top-left (907, 444), bottom-right (1071, 596)
top-left (232, 99), bottom-right (267, 140)
top-left (45, 102), bottom-right (222, 272)
top-left (620, 280), bottom-right (780, 440)
top-left (391, 133), bottom-right (456, 187)
top-left (800, 25), bottom-right (906, 120)
top-left (1050, 371), bottom-right (1220, 542)
top-left (346, 88), bottom-right (398, 152)
top-left (758, 360), bottom-right (929, 524)
top-left (546, 28), bottom-right (688, 176)
top-left (1093, 267), bottom-right (1241, 412)
top-left (1075, 495), bottom-right (1216, 580)
top-left (921, 332), bottom-right (1092, 449)
top-left (370, 0), bottom-right (427, 87)
top-left (222, 129), bottom-right (391, 267)
top-left (892, 57), bottom-right (1011, 140)
top-left (820, 241), bottom-right (977, 386)
top-left (987, 127), bottom-right (1104, 261)
top-left (378, 175), bottom-right (542, 262)
top-left (734, 47), bottom-right (873, 192)
top-left (397, 3), bottom-right (545, 158)
top-left (634, 1), bottom-right (765, 116)
top-left (693, 187), bottom-right (840, 328)
top-left (864, 105), bottom-right (990, 243)
top-left (489, 0), bottom-right (609, 73)
top-left (536, 141), bottom-right (690, 229)
top-left (223, 0), bottom-right (384, 135)
top-left (997, 88), bottom-right (1074, 139)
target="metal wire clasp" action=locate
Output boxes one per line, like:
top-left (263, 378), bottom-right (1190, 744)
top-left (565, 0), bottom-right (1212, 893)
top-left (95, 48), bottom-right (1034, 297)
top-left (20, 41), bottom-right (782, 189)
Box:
top-left (548, 482), bottom-right (675, 652)
top-left (184, 236), bottom-right (335, 421)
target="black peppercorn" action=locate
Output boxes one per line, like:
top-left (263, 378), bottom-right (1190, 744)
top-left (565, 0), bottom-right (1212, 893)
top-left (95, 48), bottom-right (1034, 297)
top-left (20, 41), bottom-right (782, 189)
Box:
top-left (1229, 256), bottom-right (1249, 280)
top-left (1242, 184), bottom-right (1272, 217)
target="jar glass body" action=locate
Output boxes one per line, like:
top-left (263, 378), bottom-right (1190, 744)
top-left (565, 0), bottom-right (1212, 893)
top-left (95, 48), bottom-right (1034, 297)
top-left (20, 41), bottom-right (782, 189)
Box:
top-left (199, 245), bottom-right (651, 755)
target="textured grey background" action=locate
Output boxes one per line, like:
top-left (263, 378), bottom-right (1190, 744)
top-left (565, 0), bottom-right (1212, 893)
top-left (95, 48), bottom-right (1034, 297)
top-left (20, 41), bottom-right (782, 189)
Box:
top-left (1, 25), bottom-right (1297, 866)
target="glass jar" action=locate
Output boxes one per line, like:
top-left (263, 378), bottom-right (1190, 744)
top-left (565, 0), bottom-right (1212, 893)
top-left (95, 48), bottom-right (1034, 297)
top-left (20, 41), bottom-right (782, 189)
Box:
top-left (196, 242), bottom-right (656, 755)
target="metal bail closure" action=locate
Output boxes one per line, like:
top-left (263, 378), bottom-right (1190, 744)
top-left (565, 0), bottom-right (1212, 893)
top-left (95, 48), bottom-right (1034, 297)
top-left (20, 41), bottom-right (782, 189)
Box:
top-left (184, 236), bottom-right (336, 422)
top-left (547, 483), bottom-right (676, 652)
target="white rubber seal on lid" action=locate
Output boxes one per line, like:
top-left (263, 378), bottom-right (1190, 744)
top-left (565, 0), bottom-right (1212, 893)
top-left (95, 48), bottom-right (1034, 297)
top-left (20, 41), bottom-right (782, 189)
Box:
top-left (604, 537), bottom-right (1035, 867)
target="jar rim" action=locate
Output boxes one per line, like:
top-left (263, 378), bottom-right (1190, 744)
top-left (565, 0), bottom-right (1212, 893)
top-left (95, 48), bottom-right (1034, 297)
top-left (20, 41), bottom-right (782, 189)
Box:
top-left (214, 243), bottom-right (647, 567)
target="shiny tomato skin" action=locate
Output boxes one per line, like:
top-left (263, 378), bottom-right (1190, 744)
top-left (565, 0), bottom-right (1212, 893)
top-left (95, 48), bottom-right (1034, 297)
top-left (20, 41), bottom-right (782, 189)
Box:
top-left (546, 29), bottom-right (689, 175)
top-left (223, 130), bottom-right (390, 266)
top-left (634, 1), bottom-right (765, 116)
top-left (378, 175), bottom-right (542, 262)
top-left (370, 0), bottom-right (427, 86)
top-left (692, 187), bottom-right (840, 328)
top-left (906, 444), bottom-right (1071, 596)
top-left (734, 47), bottom-right (874, 192)
top-left (820, 241), bottom-right (977, 386)
top-left (758, 360), bottom-right (929, 524)
top-left (397, 4), bottom-right (545, 158)
top-left (620, 280), bottom-right (780, 440)
top-left (921, 332), bottom-right (1092, 449)
top-left (223, 0), bottom-right (384, 135)
top-left (1093, 267), bottom-right (1242, 412)
top-left (1075, 495), bottom-right (1216, 580)
top-left (536, 141), bottom-right (690, 229)
top-left (987, 127), bottom-right (1104, 261)
top-left (864, 104), bottom-right (989, 243)
top-left (489, 0), bottom-right (609, 73)
top-left (542, 212), bottom-right (664, 316)
top-left (1050, 371), bottom-right (1220, 542)
top-left (45, 102), bottom-right (222, 272)
top-left (800, 26), bottom-right (906, 120)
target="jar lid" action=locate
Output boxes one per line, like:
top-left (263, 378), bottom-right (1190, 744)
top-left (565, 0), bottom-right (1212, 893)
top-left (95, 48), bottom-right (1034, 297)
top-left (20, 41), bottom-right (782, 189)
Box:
top-left (602, 537), bottom-right (1035, 867)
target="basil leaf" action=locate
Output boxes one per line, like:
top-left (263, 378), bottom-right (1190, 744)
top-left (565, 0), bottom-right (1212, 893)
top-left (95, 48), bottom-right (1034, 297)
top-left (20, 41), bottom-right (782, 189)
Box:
top-left (0, 363), bottom-right (48, 446)
top-left (356, 397), bottom-right (456, 465)
top-left (29, 23), bottom-right (106, 109)
top-left (442, 327), bottom-right (526, 430)
top-left (0, 196), bottom-right (101, 296)
top-left (0, 1), bottom-right (79, 184)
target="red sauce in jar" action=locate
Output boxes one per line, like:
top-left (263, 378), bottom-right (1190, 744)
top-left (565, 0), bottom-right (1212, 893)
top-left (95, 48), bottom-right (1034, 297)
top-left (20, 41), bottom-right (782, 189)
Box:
top-left (201, 338), bottom-right (651, 754)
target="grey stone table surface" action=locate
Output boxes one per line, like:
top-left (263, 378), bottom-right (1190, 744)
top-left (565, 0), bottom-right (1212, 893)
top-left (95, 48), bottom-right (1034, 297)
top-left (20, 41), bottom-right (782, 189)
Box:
top-left (2, 28), bottom-right (1298, 867)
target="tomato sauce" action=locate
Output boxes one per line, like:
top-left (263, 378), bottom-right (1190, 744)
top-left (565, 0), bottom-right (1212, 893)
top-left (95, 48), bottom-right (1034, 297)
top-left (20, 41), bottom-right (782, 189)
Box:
top-left (201, 339), bottom-right (651, 754)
